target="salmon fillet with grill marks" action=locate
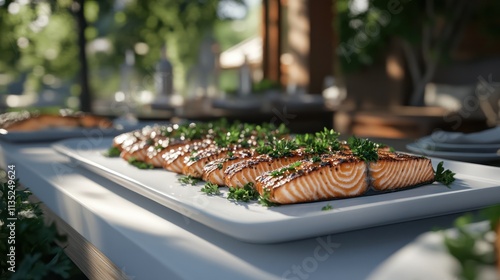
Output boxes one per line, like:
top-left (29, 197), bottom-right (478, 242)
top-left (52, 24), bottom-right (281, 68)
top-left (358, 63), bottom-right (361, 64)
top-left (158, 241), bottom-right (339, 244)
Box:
top-left (224, 151), bottom-right (307, 188)
top-left (255, 154), bottom-right (368, 204)
top-left (162, 140), bottom-right (212, 174)
top-left (182, 146), bottom-right (232, 178)
top-left (202, 149), bottom-right (255, 186)
top-left (145, 139), bottom-right (190, 168)
top-left (369, 151), bottom-right (434, 191)
top-left (255, 152), bottom-right (435, 204)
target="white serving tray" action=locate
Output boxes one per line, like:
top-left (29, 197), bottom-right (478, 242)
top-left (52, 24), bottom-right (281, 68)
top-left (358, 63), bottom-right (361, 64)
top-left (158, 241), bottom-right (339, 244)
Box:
top-left (53, 137), bottom-right (500, 243)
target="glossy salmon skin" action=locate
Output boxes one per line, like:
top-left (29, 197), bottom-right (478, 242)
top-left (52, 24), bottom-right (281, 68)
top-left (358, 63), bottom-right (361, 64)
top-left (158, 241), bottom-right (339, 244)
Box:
top-left (369, 151), bottom-right (434, 191)
top-left (224, 151), bottom-right (306, 188)
top-left (202, 149), bottom-right (255, 186)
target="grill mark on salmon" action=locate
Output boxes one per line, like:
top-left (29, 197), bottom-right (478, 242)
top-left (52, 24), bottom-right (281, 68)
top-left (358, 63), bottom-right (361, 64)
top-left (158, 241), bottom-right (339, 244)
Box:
top-left (255, 151), bottom-right (436, 204)
top-left (120, 140), bottom-right (151, 162)
top-left (255, 154), bottom-right (369, 204)
top-left (182, 146), bottom-right (231, 178)
top-left (145, 140), bottom-right (188, 167)
top-left (369, 152), bottom-right (434, 191)
top-left (162, 140), bottom-right (211, 173)
top-left (202, 149), bottom-right (255, 186)
top-left (224, 151), bottom-right (306, 188)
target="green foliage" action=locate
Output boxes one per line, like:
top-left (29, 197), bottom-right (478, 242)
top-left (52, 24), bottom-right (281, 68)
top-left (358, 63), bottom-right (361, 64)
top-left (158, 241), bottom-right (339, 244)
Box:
top-left (227, 183), bottom-right (259, 202)
top-left (255, 139), bottom-right (298, 158)
top-left (295, 128), bottom-right (342, 154)
top-left (127, 157), bottom-right (154, 169)
top-left (321, 204), bottom-right (333, 211)
top-left (0, 0), bottom-right (247, 101)
top-left (0, 180), bottom-right (80, 279)
top-left (434, 161), bottom-right (456, 187)
top-left (178, 175), bottom-right (202, 186)
top-left (347, 136), bottom-right (379, 162)
top-left (103, 146), bottom-right (121, 157)
top-left (443, 206), bottom-right (500, 280)
top-left (0, 0), bottom-right (79, 94)
top-left (258, 188), bottom-right (280, 207)
top-left (270, 161), bottom-right (302, 177)
top-left (201, 182), bottom-right (221, 196)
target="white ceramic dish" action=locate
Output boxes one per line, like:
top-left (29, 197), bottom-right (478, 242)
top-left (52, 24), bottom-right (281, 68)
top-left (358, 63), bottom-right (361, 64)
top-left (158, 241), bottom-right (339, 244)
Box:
top-left (406, 142), bottom-right (500, 163)
top-left (0, 127), bottom-right (124, 143)
top-left (0, 122), bottom-right (156, 143)
top-left (53, 137), bottom-right (500, 243)
top-left (414, 136), bottom-right (500, 153)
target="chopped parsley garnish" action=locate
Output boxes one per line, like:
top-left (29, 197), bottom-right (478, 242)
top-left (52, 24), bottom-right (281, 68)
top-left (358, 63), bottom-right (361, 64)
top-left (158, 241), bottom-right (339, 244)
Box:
top-left (258, 188), bottom-right (280, 207)
top-left (347, 136), bottom-right (379, 162)
top-left (227, 183), bottom-right (259, 202)
top-left (104, 146), bottom-right (121, 157)
top-left (201, 182), bottom-right (221, 195)
top-left (321, 204), bottom-right (333, 211)
top-left (217, 163), bottom-right (224, 170)
top-left (127, 157), bottom-right (154, 169)
top-left (434, 161), bottom-right (456, 187)
top-left (270, 161), bottom-right (302, 177)
top-left (311, 155), bottom-right (322, 163)
top-left (255, 139), bottom-right (298, 158)
top-left (295, 128), bottom-right (342, 154)
top-left (178, 175), bottom-right (202, 185)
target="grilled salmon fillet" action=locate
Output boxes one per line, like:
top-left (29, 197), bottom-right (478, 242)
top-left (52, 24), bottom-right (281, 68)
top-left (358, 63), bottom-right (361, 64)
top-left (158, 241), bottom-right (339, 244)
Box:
top-left (369, 151), bottom-right (434, 191)
top-left (202, 149), bottom-right (255, 186)
top-left (145, 139), bottom-right (190, 167)
top-left (182, 146), bottom-right (232, 178)
top-left (224, 151), bottom-right (307, 188)
top-left (255, 154), bottom-right (368, 204)
top-left (255, 152), bottom-right (435, 204)
top-left (162, 140), bottom-right (211, 173)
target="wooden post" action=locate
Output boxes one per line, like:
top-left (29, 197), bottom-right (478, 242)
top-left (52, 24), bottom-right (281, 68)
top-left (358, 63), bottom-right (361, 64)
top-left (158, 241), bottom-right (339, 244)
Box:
top-left (261, 0), bottom-right (282, 84)
top-left (75, 0), bottom-right (92, 112)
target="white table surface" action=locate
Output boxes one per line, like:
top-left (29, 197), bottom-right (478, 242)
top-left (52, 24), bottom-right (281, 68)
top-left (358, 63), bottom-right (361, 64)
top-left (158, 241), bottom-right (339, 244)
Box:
top-left (0, 137), bottom-right (496, 280)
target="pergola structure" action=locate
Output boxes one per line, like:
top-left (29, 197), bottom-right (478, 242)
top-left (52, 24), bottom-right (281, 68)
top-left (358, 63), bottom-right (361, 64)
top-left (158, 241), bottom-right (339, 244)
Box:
top-left (261, 0), bottom-right (335, 94)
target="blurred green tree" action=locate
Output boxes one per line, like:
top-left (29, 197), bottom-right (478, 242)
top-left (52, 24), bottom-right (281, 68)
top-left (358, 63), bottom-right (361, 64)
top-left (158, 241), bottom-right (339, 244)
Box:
top-left (335, 0), bottom-right (500, 106)
top-left (0, 0), bottom-right (246, 111)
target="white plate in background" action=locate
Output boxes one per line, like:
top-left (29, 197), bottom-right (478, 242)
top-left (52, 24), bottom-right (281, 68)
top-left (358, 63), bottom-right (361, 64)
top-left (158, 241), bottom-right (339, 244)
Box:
top-left (414, 136), bottom-right (500, 153)
top-left (406, 142), bottom-right (500, 163)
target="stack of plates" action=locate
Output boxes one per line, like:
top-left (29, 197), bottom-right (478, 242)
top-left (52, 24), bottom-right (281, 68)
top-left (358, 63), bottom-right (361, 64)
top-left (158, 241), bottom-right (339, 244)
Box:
top-left (406, 128), bottom-right (500, 163)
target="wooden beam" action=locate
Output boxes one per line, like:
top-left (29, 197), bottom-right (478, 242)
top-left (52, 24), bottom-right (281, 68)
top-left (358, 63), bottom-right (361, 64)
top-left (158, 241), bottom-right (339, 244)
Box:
top-left (308, 1), bottom-right (334, 94)
top-left (261, 0), bottom-right (282, 83)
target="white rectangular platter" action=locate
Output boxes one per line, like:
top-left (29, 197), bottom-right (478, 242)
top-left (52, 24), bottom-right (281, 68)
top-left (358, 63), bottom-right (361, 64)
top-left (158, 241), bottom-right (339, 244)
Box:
top-left (53, 137), bottom-right (500, 243)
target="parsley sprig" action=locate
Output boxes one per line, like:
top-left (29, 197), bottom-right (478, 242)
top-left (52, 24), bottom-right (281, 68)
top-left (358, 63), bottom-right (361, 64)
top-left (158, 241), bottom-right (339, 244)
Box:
top-left (295, 128), bottom-right (342, 154)
top-left (178, 175), bottom-right (202, 185)
top-left (201, 182), bottom-right (221, 195)
top-left (258, 188), bottom-right (280, 207)
top-left (434, 161), bottom-right (456, 187)
top-left (104, 146), bottom-right (121, 157)
top-left (347, 136), bottom-right (379, 162)
top-left (255, 139), bottom-right (298, 158)
top-left (127, 157), bottom-right (154, 169)
top-left (270, 161), bottom-right (302, 177)
top-left (227, 183), bottom-right (259, 202)
top-left (321, 204), bottom-right (333, 211)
